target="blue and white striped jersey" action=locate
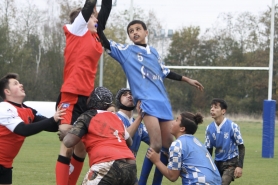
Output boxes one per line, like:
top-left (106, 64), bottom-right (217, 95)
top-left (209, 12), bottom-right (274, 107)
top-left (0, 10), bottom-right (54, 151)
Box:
top-left (205, 118), bottom-right (244, 161)
top-left (168, 134), bottom-right (221, 185)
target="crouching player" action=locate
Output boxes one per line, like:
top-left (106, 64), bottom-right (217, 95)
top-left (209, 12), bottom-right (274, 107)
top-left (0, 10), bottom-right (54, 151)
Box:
top-left (61, 87), bottom-right (137, 185)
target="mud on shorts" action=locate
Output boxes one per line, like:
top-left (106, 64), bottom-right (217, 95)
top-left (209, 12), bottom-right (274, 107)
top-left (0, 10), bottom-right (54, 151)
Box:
top-left (215, 157), bottom-right (238, 185)
top-left (82, 159), bottom-right (137, 185)
top-left (0, 165), bottom-right (13, 184)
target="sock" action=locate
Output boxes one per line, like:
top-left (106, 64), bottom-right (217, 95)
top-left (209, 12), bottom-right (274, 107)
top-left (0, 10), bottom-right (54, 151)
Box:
top-left (138, 151), bottom-right (153, 185)
top-left (56, 155), bottom-right (70, 185)
top-left (68, 153), bottom-right (85, 185)
top-left (152, 147), bottom-right (169, 185)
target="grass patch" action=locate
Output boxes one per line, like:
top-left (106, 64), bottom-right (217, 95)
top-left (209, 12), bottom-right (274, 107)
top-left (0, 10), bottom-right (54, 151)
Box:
top-left (13, 119), bottom-right (278, 184)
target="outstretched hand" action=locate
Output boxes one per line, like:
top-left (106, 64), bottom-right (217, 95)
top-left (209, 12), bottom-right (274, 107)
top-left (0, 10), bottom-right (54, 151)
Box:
top-left (146, 148), bottom-right (160, 164)
top-left (53, 105), bottom-right (66, 122)
top-left (187, 79), bottom-right (204, 91)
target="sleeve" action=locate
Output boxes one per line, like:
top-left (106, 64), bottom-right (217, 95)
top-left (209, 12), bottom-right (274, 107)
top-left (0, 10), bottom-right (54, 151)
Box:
top-left (155, 50), bottom-right (170, 78)
top-left (66, 13), bottom-right (88, 36)
top-left (204, 125), bottom-right (213, 149)
top-left (141, 124), bottom-right (150, 145)
top-left (232, 122), bottom-right (244, 145)
top-left (68, 110), bottom-right (96, 138)
top-left (107, 41), bottom-right (130, 65)
top-left (166, 71), bottom-right (182, 81)
top-left (167, 140), bottom-right (182, 170)
top-left (81, 0), bottom-right (97, 22)
top-left (124, 127), bottom-right (130, 140)
top-left (0, 102), bottom-right (24, 132)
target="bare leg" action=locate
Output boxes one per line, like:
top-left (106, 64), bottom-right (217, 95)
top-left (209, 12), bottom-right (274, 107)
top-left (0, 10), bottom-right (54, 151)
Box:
top-left (143, 115), bottom-right (162, 153)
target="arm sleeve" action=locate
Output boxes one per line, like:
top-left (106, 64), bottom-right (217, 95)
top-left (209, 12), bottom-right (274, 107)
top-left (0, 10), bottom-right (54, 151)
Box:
top-left (13, 117), bottom-right (57, 137)
top-left (81, 0), bottom-right (98, 22)
top-left (237, 144), bottom-right (245, 168)
top-left (167, 140), bottom-right (182, 170)
top-left (166, 71), bottom-right (182, 81)
top-left (97, 0), bottom-right (112, 50)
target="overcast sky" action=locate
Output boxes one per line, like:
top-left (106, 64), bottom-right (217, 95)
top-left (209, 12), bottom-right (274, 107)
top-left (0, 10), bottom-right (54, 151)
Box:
top-left (31, 0), bottom-right (272, 31)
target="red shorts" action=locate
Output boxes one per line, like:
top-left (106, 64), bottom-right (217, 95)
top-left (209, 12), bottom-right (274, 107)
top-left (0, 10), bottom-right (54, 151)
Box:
top-left (56, 92), bottom-right (88, 125)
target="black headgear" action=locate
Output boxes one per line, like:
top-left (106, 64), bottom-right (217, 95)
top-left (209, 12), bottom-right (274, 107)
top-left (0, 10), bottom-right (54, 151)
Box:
top-left (87, 87), bottom-right (113, 110)
top-left (115, 88), bottom-right (135, 111)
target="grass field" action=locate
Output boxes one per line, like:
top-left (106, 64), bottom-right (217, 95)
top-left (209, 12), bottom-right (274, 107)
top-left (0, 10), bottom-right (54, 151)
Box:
top-left (13, 119), bottom-right (278, 184)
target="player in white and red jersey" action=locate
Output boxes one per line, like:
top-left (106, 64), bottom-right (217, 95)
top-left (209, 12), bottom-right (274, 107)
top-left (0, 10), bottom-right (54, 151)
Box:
top-left (61, 87), bottom-right (137, 185)
top-left (0, 73), bottom-right (65, 185)
top-left (55, 0), bottom-right (113, 184)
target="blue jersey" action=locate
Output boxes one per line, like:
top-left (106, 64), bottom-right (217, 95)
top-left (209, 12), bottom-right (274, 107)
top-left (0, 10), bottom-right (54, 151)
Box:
top-left (117, 111), bottom-right (150, 157)
top-left (108, 41), bottom-right (173, 120)
top-left (168, 134), bottom-right (221, 185)
top-left (205, 118), bottom-right (244, 161)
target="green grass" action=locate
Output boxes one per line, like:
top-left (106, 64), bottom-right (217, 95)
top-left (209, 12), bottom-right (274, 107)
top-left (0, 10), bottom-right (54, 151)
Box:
top-left (13, 119), bottom-right (278, 184)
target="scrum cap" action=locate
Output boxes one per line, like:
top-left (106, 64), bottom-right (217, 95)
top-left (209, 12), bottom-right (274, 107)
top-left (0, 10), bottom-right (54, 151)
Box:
top-left (87, 87), bottom-right (113, 110)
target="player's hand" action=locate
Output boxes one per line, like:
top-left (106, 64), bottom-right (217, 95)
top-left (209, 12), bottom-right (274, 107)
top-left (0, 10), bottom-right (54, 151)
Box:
top-left (54, 105), bottom-right (66, 122)
top-left (187, 79), bottom-right (204, 91)
top-left (234, 167), bottom-right (243, 178)
top-left (57, 129), bottom-right (68, 141)
top-left (136, 101), bottom-right (142, 119)
top-left (146, 148), bottom-right (160, 164)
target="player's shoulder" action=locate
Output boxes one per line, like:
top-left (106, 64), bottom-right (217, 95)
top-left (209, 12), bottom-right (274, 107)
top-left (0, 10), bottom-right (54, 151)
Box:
top-left (0, 102), bottom-right (16, 113)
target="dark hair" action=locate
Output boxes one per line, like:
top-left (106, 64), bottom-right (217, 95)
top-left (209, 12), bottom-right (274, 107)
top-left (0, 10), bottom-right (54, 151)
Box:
top-left (180, 112), bottom-right (203, 135)
top-left (0, 73), bottom-right (19, 100)
top-left (126, 20), bottom-right (147, 34)
top-left (211, 98), bottom-right (228, 110)
top-left (115, 88), bottom-right (135, 111)
top-left (69, 7), bottom-right (82, 24)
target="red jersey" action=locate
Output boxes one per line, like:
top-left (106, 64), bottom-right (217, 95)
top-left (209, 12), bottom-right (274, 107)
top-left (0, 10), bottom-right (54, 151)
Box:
top-left (61, 13), bottom-right (103, 96)
top-left (0, 102), bottom-right (35, 168)
top-left (82, 111), bottom-right (135, 166)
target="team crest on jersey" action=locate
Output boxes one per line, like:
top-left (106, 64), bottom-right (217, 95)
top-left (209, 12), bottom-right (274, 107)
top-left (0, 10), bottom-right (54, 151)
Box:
top-left (137, 53), bottom-right (143, 62)
top-left (224, 132), bottom-right (229, 139)
top-left (61, 103), bottom-right (70, 109)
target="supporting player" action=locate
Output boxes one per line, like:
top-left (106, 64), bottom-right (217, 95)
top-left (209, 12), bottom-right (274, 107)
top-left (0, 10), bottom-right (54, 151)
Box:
top-left (0, 73), bottom-right (65, 185)
top-left (61, 87), bottom-right (137, 185)
top-left (147, 112), bottom-right (221, 184)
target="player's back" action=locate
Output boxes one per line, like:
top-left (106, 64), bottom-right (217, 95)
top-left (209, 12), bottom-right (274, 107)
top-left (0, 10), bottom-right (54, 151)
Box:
top-left (178, 135), bottom-right (221, 185)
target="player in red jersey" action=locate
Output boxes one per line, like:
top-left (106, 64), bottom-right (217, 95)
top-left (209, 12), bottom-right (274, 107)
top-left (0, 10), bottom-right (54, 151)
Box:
top-left (0, 73), bottom-right (65, 185)
top-left (61, 87), bottom-right (137, 185)
top-left (55, 0), bottom-right (113, 184)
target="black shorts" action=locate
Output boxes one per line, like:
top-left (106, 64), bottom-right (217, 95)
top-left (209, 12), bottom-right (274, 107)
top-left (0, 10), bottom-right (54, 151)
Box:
top-left (0, 165), bottom-right (13, 184)
top-left (56, 92), bottom-right (89, 125)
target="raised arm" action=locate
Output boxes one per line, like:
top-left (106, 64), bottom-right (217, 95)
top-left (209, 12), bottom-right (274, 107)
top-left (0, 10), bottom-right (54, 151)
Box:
top-left (81, 0), bottom-right (98, 22)
top-left (166, 71), bottom-right (204, 91)
top-left (97, 0), bottom-right (112, 50)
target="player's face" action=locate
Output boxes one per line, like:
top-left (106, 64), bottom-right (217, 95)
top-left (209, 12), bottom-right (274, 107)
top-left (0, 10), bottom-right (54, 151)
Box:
top-left (170, 115), bottom-right (182, 137)
top-left (128, 24), bottom-right (148, 45)
top-left (88, 8), bottom-right (98, 34)
top-left (5, 78), bottom-right (25, 99)
top-left (120, 91), bottom-right (134, 107)
top-left (210, 103), bottom-right (225, 119)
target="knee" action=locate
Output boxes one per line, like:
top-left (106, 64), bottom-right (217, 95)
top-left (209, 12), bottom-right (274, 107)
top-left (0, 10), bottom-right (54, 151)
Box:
top-left (150, 143), bottom-right (162, 153)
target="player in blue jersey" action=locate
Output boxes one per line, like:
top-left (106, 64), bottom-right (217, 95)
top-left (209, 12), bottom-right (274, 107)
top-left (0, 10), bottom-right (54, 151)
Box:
top-left (205, 98), bottom-right (245, 185)
top-left (146, 111), bottom-right (221, 185)
top-left (99, 16), bottom-right (204, 184)
top-left (115, 88), bottom-right (168, 185)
